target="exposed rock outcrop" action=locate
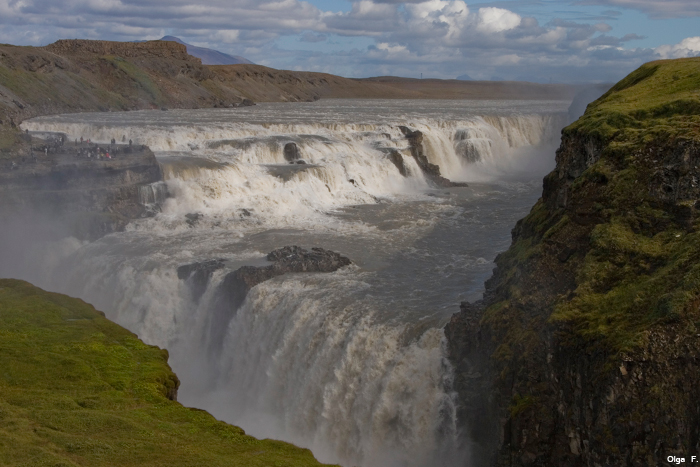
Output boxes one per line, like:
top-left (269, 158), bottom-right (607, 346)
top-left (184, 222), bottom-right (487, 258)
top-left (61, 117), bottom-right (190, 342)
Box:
top-left (216, 246), bottom-right (351, 310)
top-left (446, 58), bottom-right (700, 466)
top-left (0, 138), bottom-right (163, 239)
top-left (182, 246), bottom-right (351, 352)
top-left (284, 142), bottom-right (302, 162)
top-left (177, 259), bottom-right (226, 302)
top-left (387, 149), bottom-right (409, 177)
top-left (399, 126), bottom-right (468, 187)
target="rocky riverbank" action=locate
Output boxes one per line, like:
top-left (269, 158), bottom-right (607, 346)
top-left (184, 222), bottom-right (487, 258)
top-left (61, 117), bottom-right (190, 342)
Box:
top-left (0, 132), bottom-right (163, 239)
top-left (446, 57), bottom-right (700, 465)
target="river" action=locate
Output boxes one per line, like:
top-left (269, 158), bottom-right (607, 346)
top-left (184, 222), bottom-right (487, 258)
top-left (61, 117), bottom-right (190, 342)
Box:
top-left (17, 98), bottom-right (568, 467)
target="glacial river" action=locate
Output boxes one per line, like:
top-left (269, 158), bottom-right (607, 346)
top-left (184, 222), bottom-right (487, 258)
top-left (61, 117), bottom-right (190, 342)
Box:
top-left (17, 99), bottom-right (568, 467)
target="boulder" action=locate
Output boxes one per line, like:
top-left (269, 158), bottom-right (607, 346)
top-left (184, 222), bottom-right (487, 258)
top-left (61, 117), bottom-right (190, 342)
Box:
top-left (283, 142), bottom-right (302, 162)
top-left (398, 125), bottom-right (467, 187)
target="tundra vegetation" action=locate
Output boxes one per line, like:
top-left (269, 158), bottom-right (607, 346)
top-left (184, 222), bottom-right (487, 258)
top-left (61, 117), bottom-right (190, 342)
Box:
top-left (0, 279), bottom-right (335, 467)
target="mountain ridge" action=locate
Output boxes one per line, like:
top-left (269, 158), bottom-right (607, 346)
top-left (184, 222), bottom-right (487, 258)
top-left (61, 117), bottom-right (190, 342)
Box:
top-left (160, 35), bottom-right (254, 65)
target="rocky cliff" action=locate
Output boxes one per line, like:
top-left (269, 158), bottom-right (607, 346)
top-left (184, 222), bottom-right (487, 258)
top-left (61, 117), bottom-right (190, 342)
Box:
top-left (446, 57), bottom-right (700, 466)
top-left (0, 136), bottom-right (163, 239)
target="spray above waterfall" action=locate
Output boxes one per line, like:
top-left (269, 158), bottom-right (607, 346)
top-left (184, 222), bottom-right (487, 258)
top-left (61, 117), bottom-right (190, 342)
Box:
top-left (23, 100), bottom-right (567, 229)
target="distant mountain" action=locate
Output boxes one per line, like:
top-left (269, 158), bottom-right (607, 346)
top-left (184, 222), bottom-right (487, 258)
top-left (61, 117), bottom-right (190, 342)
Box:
top-left (160, 36), bottom-right (254, 65)
top-left (456, 74), bottom-right (472, 81)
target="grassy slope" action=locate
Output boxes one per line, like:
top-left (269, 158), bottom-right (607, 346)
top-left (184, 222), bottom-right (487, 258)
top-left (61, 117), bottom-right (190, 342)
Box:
top-left (483, 57), bottom-right (700, 359)
top-left (0, 279), bottom-right (335, 467)
top-left (570, 57), bottom-right (700, 142)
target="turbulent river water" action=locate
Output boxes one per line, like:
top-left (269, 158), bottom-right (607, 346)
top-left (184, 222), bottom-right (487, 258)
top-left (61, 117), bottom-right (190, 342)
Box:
top-left (16, 99), bottom-right (569, 467)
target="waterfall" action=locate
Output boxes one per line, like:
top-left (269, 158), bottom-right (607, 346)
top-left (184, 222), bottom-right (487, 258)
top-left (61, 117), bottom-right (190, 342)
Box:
top-left (16, 101), bottom-right (569, 467)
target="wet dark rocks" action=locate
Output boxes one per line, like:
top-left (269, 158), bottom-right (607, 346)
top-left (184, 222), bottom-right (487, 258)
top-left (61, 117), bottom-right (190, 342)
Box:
top-left (387, 149), bottom-right (408, 177)
top-left (177, 259), bottom-right (226, 302)
top-left (185, 212), bottom-right (202, 227)
top-left (207, 246), bottom-right (351, 352)
top-left (283, 142), bottom-right (302, 162)
top-left (222, 246), bottom-right (352, 307)
top-left (398, 125), bottom-right (467, 188)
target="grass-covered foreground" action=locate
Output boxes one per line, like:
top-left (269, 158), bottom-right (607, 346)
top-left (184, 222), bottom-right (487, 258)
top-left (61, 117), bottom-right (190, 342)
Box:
top-left (0, 279), bottom-right (335, 467)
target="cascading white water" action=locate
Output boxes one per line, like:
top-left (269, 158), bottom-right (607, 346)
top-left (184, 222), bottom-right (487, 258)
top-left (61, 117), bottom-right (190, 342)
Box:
top-left (15, 99), bottom-right (570, 467)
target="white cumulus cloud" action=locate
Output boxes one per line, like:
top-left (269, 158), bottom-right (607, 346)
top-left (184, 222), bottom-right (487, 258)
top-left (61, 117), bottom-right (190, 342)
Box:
top-left (476, 7), bottom-right (521, 33)
top-left (655, 36), bottom-right (700, 59)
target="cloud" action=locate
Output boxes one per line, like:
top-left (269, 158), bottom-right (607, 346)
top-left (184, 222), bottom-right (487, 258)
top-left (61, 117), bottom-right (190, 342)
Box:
top-left (300, 32), bottom-right (327, 42)
top-left (655, 36), bottom-right (700, 58)
top-left (574, 0), bottom-right (700, 19)
top-left (0, 0), bottom-right (693, 83)
top-left (477, 7), bottom-right (521, 33)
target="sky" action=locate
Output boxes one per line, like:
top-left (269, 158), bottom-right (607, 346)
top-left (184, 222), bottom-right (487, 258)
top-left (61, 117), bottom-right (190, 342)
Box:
top-left (0, 0), bottom-right (699, 83)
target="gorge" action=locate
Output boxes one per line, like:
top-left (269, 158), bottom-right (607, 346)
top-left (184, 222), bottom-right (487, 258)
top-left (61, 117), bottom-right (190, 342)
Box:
top-left (1, 38), bottom-right (698, 467)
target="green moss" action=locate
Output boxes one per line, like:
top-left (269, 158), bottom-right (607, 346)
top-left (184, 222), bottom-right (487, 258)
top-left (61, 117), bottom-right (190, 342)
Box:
top-left (0, 279), bottom-right (335, 467)
top-left (567, 57), bottom-right (700, 143)
top-left (509, 394), bottom-right (535, 417)
top-left (102, 56), bottom-right (165, 106)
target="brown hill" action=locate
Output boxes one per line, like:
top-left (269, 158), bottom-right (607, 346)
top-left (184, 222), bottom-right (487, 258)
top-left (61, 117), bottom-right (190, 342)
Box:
top-left (0, 38), bottom-right (580, 158)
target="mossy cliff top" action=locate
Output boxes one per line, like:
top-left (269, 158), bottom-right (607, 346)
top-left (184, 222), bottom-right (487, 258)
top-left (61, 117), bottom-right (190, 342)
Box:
top-left (0, 279), bottom-right (334, 467)
top-left (446, 57), bottom-right (700, 465)
top-left (567, 56), bottom-right (700, 145)
top-left (489, 57), bottom-right (700, 357)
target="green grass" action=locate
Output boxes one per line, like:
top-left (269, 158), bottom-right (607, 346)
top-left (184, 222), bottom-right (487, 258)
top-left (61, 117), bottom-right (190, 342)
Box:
top-left (550, 219), bottom-right (700, 352)
top-left (567, 57), bottom-right (700, 144)
top-left (102, 56), bottom-right (165, 107)
top-left (549, 59), bottom-right (700, 353)
top-left (0, 279), bottom-right (335, 467)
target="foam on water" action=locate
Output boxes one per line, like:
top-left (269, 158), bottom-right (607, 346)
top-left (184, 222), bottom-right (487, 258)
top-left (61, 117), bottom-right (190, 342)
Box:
top-left (15, 99), bottom-right (569, 467)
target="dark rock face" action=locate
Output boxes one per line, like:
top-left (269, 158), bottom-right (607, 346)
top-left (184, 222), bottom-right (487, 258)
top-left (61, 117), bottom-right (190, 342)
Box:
top-left (177, 259), bottom-right (226, 302)
top-left (283, 142), bottom-right (302, 162)
top-left (205, 246), bottom-right (351, 352)
top-left (387, 149), bottom-right (409, 177)
top-left (266, 245), bottom-right (352, 272)
top-left (185, 212), bottom-right (203, 227)
top-left (445, 130), bottom-right (700, 466)
top-left (398, 126), bottom-right (467, 188)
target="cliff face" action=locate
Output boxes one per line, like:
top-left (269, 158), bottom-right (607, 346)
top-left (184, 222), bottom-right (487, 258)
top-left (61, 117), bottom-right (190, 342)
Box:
top-left (0, 137), bottom-right (163, 239)
top-left (446, 57), bottom-right (700, 466)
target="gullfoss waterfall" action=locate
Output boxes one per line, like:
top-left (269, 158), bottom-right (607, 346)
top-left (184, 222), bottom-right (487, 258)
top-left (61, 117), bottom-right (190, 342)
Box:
top-left (15, 99), bottom-right (568, 467)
